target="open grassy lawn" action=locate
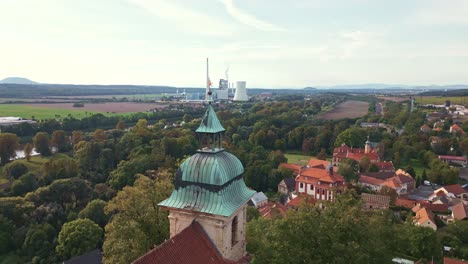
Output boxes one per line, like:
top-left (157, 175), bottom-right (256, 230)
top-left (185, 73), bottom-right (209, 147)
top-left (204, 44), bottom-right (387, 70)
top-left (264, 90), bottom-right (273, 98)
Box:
top-left (285, 153), bottom-right (313, 165)
top-left (399, 158), bottom-right (428, 179)
top-left (0, 155), bottom-right (50, 184)
top-left (0, 104), bottom-right (98, 120)
top-left (415, 96), bottom-right (468, 105)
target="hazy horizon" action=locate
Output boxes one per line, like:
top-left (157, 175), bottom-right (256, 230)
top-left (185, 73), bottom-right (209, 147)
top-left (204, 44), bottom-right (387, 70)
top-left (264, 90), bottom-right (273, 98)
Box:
top-left (1, 0), bottom-right (468, 88)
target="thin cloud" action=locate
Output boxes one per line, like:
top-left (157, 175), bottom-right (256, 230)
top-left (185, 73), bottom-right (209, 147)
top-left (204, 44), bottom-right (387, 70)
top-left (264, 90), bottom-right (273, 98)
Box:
top-left (129, 0), bottom-right (236, 36)
top-left (219, 0), bottom-right (284, 31)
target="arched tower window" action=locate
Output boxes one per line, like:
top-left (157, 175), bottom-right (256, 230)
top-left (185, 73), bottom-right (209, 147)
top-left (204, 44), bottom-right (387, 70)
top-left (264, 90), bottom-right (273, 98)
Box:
top-left (231, 216), bottom-right (238, 247)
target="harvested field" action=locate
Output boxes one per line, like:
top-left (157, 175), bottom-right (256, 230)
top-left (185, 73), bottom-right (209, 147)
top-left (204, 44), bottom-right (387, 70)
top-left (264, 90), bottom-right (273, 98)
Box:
top-left (317, 100), bottom-right (369, 120)
top-left (26, 102), bottom-right (167, 113)
top-left (376, 96), bottom-right (409, 102)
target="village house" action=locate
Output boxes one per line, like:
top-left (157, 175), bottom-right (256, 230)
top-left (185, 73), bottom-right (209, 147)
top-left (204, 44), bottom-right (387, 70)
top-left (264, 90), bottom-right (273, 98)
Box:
top-left (332, 138), bottom-right (380, 166)
top-left (420, 124), bottom-right (432, 134)
top-left (450, 124), bottom-right (465, 135)
top-left (413, 207), bottom-right (437, 231)
top-left (438, 155), bottom-right (468, 166)
top-left (286, 194), bottom-right (316, 209)
top-left (358, 169), bottom-right (416, 195)
top-left (430, 136), bottom-right (443, 148)
top-left (277, 178), bottom-right (296, 196)
top-left (373, 161), bottom-right (395, 172)
top-left (295, 163), bottom-right (345, 201)
top-left (430, 184), bottom-right (468, 201)
top-left (361, 193), bottom-right (390, 210)
top-left (258, 202), bottom-right (287, 219)
top-left (451, 202), bottom-right (468, 221)
top-left (250, 192), bottom-right (268, 208)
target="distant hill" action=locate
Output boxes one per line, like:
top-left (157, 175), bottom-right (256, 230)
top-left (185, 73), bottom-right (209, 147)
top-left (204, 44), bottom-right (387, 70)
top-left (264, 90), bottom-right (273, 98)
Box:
top-left (0, 77), bottom-right (37, 84)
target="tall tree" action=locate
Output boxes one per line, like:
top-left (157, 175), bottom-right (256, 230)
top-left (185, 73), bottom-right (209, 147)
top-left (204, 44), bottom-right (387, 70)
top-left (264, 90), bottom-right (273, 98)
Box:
top-left (0, 133), bottom-right (19, 165)
top-left (92, 129), bottom-right (106, 142)
top-left (33, 132), bottom-right (51, 156)
top-left (56, 218), bottom-right (103, 261)
top-left (78, 199), bottom-right (109, 228)
top-left (24, 143), bottom-right (33, 161)
top-left (116, 121), bottom-right (126, 130)
top-left (51, 130), bottom-right (69, 152)
top-left (247, 191), bottom-right (396, 263)
top-left (71, 131), bottom-right (84, 145)
top-left (103, 173), bottom-right (173, 264)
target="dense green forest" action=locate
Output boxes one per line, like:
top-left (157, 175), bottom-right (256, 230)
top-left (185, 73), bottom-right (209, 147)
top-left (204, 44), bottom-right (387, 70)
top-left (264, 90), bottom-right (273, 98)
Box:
top-left (1, 95), bottom-right (467, 263)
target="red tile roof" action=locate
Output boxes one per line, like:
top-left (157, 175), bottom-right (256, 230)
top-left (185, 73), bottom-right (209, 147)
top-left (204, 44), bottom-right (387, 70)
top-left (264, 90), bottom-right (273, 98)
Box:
top-left (359, 175), bottom-right (384, 186)
top-left (396, 198), bottom-right (418, 208)
top-left (279, 163), bottom-right (302, 174)
top-left (258, 202), bottom-right (287, 219)
top-left (413, 207), bottom-right (435, 226)
top-left (298, 167), bottom-right (344, 183)
top-left (451, 124), bottom-right (465, 134)
top-left (444, 257), bottom-right (468, 264)
top-left (418, 202), bottom-right (449, 213)
top-left (287, 195), bottom-right (316, 207)
top-left (443, 184), bottom-right (467, 196)
top-left (133, 222), bottom-right (237, 264)
top-left (452, 202), bottom-right (468, 220)
top-left (373, 161), bottom-right (395, 171)
top-left (438, 155), bottom-right (468, 162)
top-left (307, 158), bottom-right (329, 169)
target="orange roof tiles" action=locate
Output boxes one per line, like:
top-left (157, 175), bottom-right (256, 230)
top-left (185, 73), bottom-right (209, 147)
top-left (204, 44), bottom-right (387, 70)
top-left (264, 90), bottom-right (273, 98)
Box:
top-left (307, 159), bottom-right (329, 168)
top-left (287, 195), bottom-right (316, 207)
top-left (133, 222), bottom-right (236, 264)
top-left (452, 202), bottom-right (468, 220)
top-left (297, 167), bottom-right (344, 183)
top-left (383, 178), bottom-right (401, 188)
top-left (279, 163), bottom-right (302, 174)
top-left (258, 202), bottom-right (287, 219)
top-left (396, 198), bottom-right (418, 208)
top-left (359, 175), bottom-right (384, 186)
top-left (414, 207), bottom-right (435, 226)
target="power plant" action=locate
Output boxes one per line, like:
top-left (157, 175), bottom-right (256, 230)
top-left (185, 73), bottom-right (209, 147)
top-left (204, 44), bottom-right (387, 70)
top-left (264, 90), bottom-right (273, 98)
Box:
top-left (233, 81), bottom-right (248, 101)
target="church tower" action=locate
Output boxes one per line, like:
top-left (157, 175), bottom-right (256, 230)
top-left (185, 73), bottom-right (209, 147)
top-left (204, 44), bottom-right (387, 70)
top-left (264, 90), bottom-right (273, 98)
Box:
top-left (158, 103), bottom-right (255, 262)
top-left (364, 136), bottom-right (371, 154)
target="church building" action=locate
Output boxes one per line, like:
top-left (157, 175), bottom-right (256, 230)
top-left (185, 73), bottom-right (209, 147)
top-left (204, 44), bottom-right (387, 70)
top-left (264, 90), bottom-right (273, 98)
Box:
top-left (133, 103), bottom-right (255, 264)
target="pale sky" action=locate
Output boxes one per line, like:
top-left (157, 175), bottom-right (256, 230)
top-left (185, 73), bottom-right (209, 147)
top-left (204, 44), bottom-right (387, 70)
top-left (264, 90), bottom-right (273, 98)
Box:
top-left (1, 0), bottom-right (468, 88)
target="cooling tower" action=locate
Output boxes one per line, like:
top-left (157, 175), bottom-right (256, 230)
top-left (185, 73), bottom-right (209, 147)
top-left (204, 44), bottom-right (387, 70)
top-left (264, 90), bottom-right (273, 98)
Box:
top-left (233, 81), bottom-right (248, 101)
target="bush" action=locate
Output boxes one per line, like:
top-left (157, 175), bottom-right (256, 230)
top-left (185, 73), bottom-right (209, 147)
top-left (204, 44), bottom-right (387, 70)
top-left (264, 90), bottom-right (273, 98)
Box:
top-left (4, 161), bottom-right (28, 180)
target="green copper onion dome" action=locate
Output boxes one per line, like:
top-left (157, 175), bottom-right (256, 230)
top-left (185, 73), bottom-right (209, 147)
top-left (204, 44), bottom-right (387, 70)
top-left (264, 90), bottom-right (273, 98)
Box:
top-left (159, 103), bottom-right (255, 217)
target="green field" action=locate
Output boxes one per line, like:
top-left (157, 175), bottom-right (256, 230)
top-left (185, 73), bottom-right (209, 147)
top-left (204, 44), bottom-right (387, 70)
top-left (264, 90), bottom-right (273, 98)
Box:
top-left (0, 155), bottom-right (50, 184)
top-left (415, 96), bottom-right (468, 106)
top-left (285, 153), bottom-right (314, 165)
top-left (0, 104), bottom-right (100, 120)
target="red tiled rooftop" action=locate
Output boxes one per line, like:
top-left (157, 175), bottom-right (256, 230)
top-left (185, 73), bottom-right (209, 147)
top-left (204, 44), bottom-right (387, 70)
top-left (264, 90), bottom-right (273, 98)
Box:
top-left (307, 158), bottom-right (329, 168)
top-left (438, 155), bottom-right (468, 162)
top-left (133, 222), bottom-right (237, 264)
top-left (279, 163), bottom-right (302, 174)
top-left (419, 202), bottom-right (449, 213)
top-left (452, 202), bottom-right (468, 220)
top-left (287, 195), bottom-right (316, 207)
top-left (396, 198), bottom-right (418, 208)
top-left (444, 257), bottom-right (468, 264)
top-left (443, 184), bottom-right (467, 196)
top-left (298, 167), bottom-right (344, 183)
top-left (358, 175), bottom-right (384, 186)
